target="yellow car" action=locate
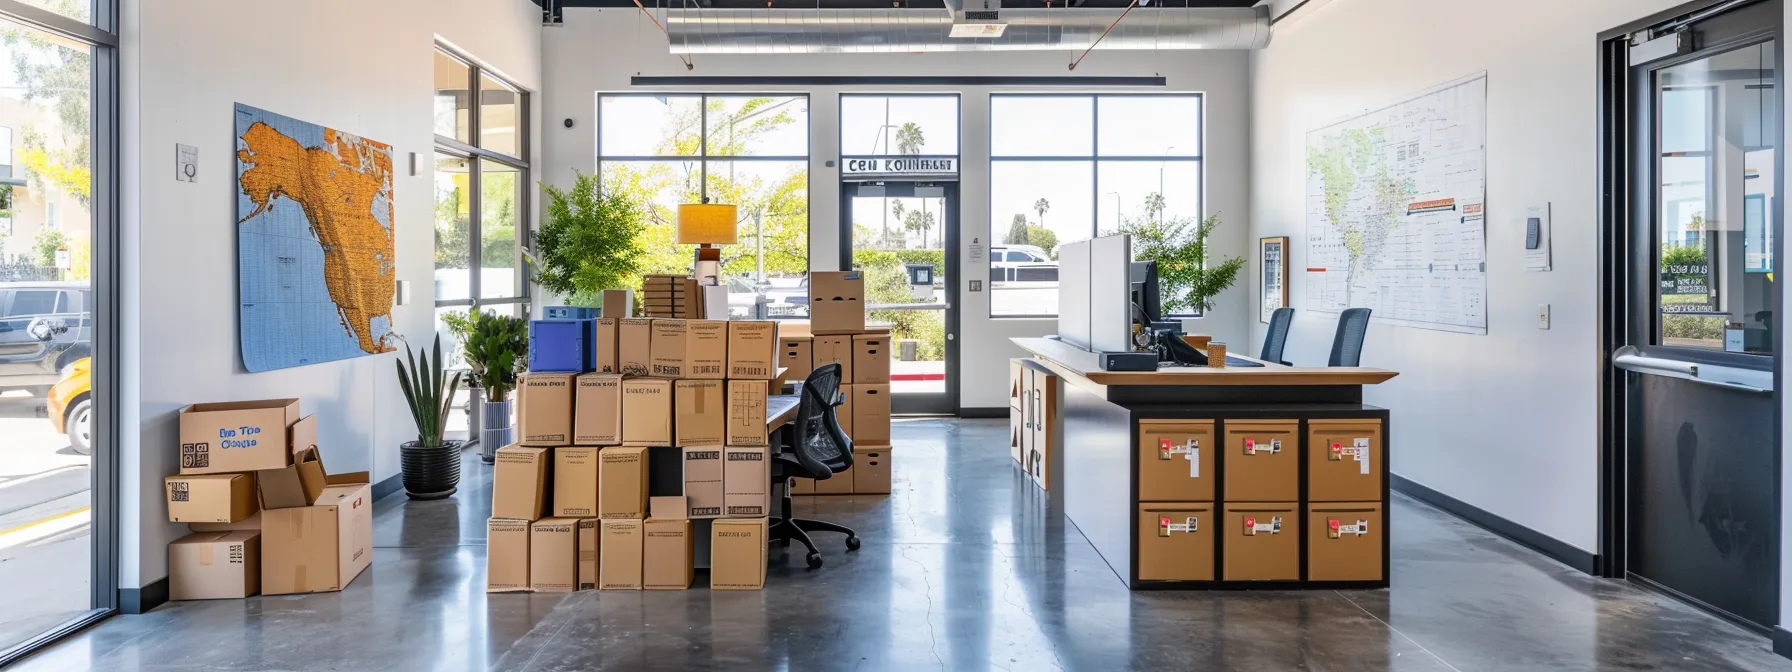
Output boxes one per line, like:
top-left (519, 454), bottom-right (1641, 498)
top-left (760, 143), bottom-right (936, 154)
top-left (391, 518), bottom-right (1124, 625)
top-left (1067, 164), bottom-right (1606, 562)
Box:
top-left (47, 356), bottom-right (91, 455)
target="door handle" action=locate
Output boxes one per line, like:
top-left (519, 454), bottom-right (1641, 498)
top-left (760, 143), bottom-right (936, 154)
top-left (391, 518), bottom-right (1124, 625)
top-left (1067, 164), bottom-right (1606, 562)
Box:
top-left (1611, 345), bottom-right (1771, 394)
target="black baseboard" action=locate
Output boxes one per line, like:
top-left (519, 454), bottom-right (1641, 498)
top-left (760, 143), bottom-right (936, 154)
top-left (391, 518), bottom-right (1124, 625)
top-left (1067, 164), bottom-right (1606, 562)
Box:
top-left (1391, 474), bottom-right (1598, 575)
top-left (1775, 627), bottom-right (1792, 661)
top-left (120, 577), bottom-right (167, 615)
top-left (958, 407), bottom-right (1010, 419)
top-left (372, 473), bottom-right (403, 502)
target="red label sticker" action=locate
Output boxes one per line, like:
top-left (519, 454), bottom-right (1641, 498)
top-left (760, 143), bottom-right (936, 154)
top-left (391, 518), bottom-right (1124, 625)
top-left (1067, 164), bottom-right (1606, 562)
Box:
top-left (1244, 516), bottom-right (1256, 528)
top-left (1329, 519), bottom-right (1340, 532)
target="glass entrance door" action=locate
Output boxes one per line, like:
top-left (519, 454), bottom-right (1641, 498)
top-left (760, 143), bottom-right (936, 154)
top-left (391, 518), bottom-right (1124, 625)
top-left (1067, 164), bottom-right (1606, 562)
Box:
top-left (842, 181), bottom-right (959, 415)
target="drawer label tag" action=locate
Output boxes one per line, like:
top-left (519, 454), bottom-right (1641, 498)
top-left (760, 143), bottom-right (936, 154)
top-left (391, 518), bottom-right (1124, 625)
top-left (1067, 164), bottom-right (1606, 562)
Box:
top-left (1243, 438), bottom-right (1282, 456)
top-left (1328, 518), bottom-right (1370, 538)
top-left (1158, 516), bottom-right (1199, 536)
top-left (1243, 516), bottom-right (1283, 535)
top-left (1158, 439), bottom-right (1202, 478)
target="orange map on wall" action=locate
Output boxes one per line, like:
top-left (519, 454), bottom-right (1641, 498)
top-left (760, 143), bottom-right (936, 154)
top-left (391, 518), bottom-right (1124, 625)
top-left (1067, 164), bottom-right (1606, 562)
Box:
top-left (235, 104), bottom-right (396, 372)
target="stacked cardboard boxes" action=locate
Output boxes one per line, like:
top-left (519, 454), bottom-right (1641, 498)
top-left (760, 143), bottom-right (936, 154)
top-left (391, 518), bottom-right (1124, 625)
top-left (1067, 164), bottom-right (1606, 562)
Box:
top-left (641, 275), bottom-right (701, 319)
top-left (787, 272), bottom-right (895, 496)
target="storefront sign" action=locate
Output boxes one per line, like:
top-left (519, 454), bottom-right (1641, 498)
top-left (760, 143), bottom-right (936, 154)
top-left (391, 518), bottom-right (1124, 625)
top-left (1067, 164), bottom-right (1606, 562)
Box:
top-left (842, 157), bottom-right (958, 177)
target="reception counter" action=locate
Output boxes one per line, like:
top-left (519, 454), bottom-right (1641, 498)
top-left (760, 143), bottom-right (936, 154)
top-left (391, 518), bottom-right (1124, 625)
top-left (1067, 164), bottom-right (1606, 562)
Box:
top-left (1011, 337), bottom-right (1398, 590)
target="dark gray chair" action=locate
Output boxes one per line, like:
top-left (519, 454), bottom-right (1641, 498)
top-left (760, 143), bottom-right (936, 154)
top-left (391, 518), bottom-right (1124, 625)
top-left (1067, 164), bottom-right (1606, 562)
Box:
top-left (1328, 308), bottom-right (1372, 367)
top-left (1260, 307), bottom-right (1294, 366)
top-left (769, 363), bottom-right (861, 568)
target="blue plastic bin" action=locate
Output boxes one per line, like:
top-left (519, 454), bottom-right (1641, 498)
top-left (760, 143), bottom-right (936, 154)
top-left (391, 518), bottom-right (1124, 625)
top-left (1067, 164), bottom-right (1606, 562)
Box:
top-left (529, 319), bottom-right (594, 373)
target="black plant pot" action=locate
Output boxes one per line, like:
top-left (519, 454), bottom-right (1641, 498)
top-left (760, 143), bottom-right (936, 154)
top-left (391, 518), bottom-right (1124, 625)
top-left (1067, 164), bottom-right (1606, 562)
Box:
top-left (400, 440), bottom-right (463, 500)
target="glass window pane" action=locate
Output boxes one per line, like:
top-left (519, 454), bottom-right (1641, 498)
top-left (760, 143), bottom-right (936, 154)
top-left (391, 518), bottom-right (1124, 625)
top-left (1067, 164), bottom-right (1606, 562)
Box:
top-left (479, 73), bottom-right (519, 156)
top-left (1096, 161), bottom-right (1202, 234)
top-left (990, 161), bottom-right (1092, 316)
top-left (704, 160), bottom-right (810, 319)
top-left (434, 154), bottom-right (471, 301)
top-left (600, 95), bottom-right (702, 156)
top-left (991, 96), bottom-right (1093, 157)
top-left (14, 0), bottom-right (91, 24)
top-left (433, 52), bottom-right (471, 142)
top-left (7, 290), bottom-right (57, 316)
top-left (1098, 96), bottom-right (1201, 157)
top-left (841, 95), bottom-right (959, 155)
top-left (480, 160), bottom-right (521, 299)
top-left (705, 96), bottom-right (808, 157)
top-left (599, 159), bottom-right (701, 288)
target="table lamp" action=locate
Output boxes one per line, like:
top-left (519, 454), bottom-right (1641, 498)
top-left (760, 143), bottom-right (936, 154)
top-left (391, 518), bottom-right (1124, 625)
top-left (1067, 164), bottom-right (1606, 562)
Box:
top-left (677, 202), bottom-right (738, 286)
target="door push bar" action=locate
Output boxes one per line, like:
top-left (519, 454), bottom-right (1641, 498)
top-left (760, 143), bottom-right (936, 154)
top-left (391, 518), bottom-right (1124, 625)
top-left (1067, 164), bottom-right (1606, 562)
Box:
top-left (1612, 345), bottom-right (1771, 394)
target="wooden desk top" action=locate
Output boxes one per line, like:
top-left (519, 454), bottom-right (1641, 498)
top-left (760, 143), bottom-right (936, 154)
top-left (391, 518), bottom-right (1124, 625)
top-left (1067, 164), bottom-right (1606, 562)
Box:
top-left (1013, 337), bottom-right (1398, 387)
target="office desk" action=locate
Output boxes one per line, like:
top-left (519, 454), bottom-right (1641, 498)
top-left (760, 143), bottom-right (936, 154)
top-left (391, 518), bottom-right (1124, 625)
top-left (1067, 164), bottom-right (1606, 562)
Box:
top-left (1013, 337), bottom-right (1398, 590)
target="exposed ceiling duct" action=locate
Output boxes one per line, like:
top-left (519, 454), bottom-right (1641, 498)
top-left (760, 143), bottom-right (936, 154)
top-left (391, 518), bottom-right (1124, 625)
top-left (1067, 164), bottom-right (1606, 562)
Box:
top-left (663, 5), bottom-right (1272, 54)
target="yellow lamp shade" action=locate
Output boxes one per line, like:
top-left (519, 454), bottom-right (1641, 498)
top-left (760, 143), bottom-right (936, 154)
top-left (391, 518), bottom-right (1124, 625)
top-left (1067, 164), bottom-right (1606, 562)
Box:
top-left (676, 203), bottom-right (739, 245)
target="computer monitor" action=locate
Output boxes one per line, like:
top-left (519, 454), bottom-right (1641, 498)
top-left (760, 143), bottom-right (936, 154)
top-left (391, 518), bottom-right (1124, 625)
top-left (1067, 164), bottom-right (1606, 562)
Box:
top-left (1130, 261), bottom-right (1161, 325)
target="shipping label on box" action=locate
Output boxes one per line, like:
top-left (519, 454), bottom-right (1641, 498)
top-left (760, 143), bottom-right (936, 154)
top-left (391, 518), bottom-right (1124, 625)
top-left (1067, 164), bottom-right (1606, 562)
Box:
top-left (577, 518), bottom-right (599, 590)
top-left (530, 518), bottom-right (580, 593)
top-left (643, 518), bottom-right (693, 590)
top-left (487, 518), bottom-right (531, 593)
top-left (519, 373), bottom-right (575, 446)
top-left (683, 447), bottom-right (724, 518)
top-left (676, 380), bottom-right (725, 447)
top-left (598, 447), bottom-right (649, 519)
top-left (780, 337), bottom-right (814, 382)
top-left (710, 518), bottom-right (768, 590)
top-left (493, 445), bottom-right (549, 521)
top-left (573, 373), bottom-right (623, 445)
top-left (852, 384), bottom-right (892, 444)
top-left (726, 380), bottom-right (769, 447)
top-left (723, 446), bottom-right (769, 517)
top-left (169, 530), bottom-right (261, 600)
top-left (599, 519), bottom-right (644, 590)
top-left (812, 336), bottom-right (854, 382)
top-left (618, 318), bottom-right (654, 376)
top-left (727, 321), bottom-right (780, 379)
top-left (593, 318), bottom-right (621, 374)
top-left (650, 318), bottom-right (688, 377)
top-left (685, 320), bottom-right (729, 379)
top-left (178, 398), bottom-right (301, 475)
top-left (852, 334), bottom-right (891, 384)
top-left (166, 473), bottom-right (258, 523)
top-left (620, 378), bottom-right (673, 445)
top-left (261, 479), bottom-right (372, 595)
top-left (553, 447), bottom-right (600, 518)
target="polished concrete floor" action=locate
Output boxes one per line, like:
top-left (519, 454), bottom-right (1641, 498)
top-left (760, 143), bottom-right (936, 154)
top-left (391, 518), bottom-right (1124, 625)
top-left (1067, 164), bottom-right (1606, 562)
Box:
top-left (14, 418), bottom-right (1792, 671)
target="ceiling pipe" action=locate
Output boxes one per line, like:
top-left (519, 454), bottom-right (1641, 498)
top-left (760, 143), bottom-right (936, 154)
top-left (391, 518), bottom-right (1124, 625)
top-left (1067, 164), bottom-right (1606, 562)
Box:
top-left (664, 6), bottom-right (1271, 53)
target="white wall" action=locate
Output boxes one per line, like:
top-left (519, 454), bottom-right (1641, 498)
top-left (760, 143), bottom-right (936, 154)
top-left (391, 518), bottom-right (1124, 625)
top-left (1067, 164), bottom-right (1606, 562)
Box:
top-left (542, 8), bottom-right (1253, 409)
top-left (118, 0), bottom-right (541, 591)
top-left (1250, 0), bottom-right (1688, 554)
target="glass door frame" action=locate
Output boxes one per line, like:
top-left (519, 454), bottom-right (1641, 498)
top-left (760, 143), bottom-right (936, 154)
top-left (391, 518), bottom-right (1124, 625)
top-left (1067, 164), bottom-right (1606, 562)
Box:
top-left (838, 180), bottom-right (962, 416)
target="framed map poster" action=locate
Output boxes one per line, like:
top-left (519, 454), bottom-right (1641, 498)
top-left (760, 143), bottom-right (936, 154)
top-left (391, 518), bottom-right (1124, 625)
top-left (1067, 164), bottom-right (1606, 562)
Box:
top-left (236, 104), bottom-right (397, 372)
top-left (1261, 236), bottom-right (1289, 323)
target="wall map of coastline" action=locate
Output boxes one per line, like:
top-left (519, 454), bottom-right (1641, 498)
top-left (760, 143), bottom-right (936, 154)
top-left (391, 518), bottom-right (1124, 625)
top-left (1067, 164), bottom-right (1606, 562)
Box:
top-left (1304, 74), bottom-right (1488, 334)
top-left (236, 104), bottom-right (397, 372)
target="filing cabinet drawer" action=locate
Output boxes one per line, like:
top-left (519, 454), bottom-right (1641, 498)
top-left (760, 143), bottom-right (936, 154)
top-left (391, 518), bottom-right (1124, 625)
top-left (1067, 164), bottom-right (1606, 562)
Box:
top-left (1137, 503), bottom-right (1215, 582)
top-left (1307, 503), bottom-right (1383, 581)
top-left (1223, 503), bottom-right (1299, 581)
top-left (1308, 420), bottom-right (1383, 502)
top-left (1137, 420), bottom-right (1216, 502)
top-left (1223, 421), bottom-right (1299, 501)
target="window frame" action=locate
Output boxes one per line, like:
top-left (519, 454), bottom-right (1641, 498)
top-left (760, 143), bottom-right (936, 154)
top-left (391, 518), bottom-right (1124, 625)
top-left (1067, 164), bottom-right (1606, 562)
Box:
top-left (432, 44), bottom-right (530, 313)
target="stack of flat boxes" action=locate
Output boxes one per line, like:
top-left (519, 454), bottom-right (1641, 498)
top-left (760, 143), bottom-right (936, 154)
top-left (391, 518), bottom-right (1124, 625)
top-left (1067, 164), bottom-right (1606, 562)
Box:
top-left (784, 271), bottom-right (894, 496)
top-left (641, 274), bottom-right (700, 319)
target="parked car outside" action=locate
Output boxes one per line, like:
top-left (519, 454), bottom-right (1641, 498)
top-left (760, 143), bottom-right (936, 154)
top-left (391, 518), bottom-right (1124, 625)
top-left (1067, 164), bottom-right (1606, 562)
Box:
top-left (48, 356), bottom-right (91, 455)
top-left (0, 281), bottom-right (92, 396)
top-left (990, 245), bottom-right (1059, 283)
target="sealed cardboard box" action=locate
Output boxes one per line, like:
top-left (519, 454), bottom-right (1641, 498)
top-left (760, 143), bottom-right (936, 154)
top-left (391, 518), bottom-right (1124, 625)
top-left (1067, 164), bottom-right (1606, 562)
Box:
top-left (178, 398), bottom-right (301, 475)
top-left (618, 318), bottom-right (654, 376)
top-left (710, 517), bottom-right (768, 590)
top-left (169, 530), bottom-right (261, 600)
top-left (257, 413), bottom-right (326, 509)
top-left (1137, 503), bottom-right (1215, 582)
top-left (593, 318), bottom-right (621, 374)
top-left (577, 518), bottom-right (599, 590)
top-left (621, 378), bottom-right (673, 445)
top-left (599, 447), bottom-right (649, 519)
top-left (851, 384), bottom-right (891, 444)
top-left (726, 379), bottom-right (770, 447)
top-left (530, 518), bottom-right (580, 592)
top-left (528, 319), bottom-right (592, 373)
top-left (851, 334), bottom-right (890, 384)
top-left (1137, 420), bottom-right (1217, 503)
top-left (650, 496), bottom-right (688, 519)
top-left (723, 446), bottom-right (769, 517)
top-left (676, 380), bottom-right (726, 446)
top-left (812, 335), bottom-right (854, 382)
top-left (487, 518), bottom-right (531, 592)
top-left (1223, 421), bottom-right (1299, 502)
top-left (1222, 503), bottom-right (1299, 581)
top-left (853, 445), bottom-right (893, 494)
top-left (685, 320), bottom-right (729, 379)
top-left (165, 473), bottom-right (257, 523)
top-left (262, 477), bottom-right (373, 595)
top-left (683, 447), bottom-right (724, 518)
top-left (553, 447), bottom-right (600, 518)
top-left (599, 518), bottom-right (644, 590)
top-left (650, 318), bottom-right (688, 377)
top-left (813, 469), bottom-right (854, 495)
top-left (191, 511), bottom-right (260, 532)
top-left (808, 271), bottom-right (865, 335)
top-left (492, 445), bottom-right (549, 521)
top-left (1307, 503), bottom-right (1384, 582)
top-left (780, 336), bottom-right (814, 382)
top-left (643, 518), bottom-right (694, 590)
top-left (573, 373), bottom-right (623, 445)
top-left (518, 373), bottom-right (576, 446)
top-left (835, 384), bottom-right (855, 437)
top-left (727, 321), bottom-right (780, 379)
top-left (602, 288), bottom-right (635, 319)
top-left (1307, 419), bottom-right (1384, 502)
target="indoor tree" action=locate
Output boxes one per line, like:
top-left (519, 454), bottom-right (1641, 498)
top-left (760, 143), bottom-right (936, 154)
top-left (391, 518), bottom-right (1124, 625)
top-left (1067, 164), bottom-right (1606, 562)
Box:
top-left (536, 170), bottom-right (647, 305)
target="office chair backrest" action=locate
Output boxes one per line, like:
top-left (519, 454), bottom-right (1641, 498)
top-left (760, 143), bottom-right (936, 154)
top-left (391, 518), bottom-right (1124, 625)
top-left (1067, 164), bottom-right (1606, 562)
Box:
top-left (793, 363), bottom-right (853, 476)
top-left (1329, 308), bottom-right (1372, 367)
top-left (1260, 307), bottom-right (1294, 364)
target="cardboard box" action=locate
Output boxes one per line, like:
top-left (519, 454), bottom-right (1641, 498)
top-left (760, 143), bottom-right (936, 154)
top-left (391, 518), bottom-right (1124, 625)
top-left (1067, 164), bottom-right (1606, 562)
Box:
top-left (492, 445), bottom-right (549, 521)
top-left (528, 319), bottom-right (592, 373)
top-left (518, 373), bottom-right (576, 446)
top-left (1222, 503), bottom-right (1300, 581)
top-left (257, 413), bottom-right (326, 510)
top-left (529, 518), bottom-right (580, 592)
top-left (808, 271), bottom-right (866, 335)
top-left (710, 517), bottom-right (768, 590)
top-left (726, 379), bottom-right (770, 447)
top-left (620, 378), bottom-right (673, 446)
top-left (191, 511), bottom-right (260, 532)
top-left (854, 445), bottom-right (893, 494)
top-left (165, 473), bottom-right (258, 524)
top-left (618, 318), bottom-right (654, 376)
top-left (553, 447), bottom-right (600, 518)
top-left (178, 398), bottom-right (301, 475)
top-left (836, 384), bottom-right (855, 437)
top-left (727, 321), bottom-right (780, 379)
top-left (1307, 420), bottom-right (1384, 502)
top-left (791, 477), bottom-right (814, 495)
top-left (573, 373), bottom-right (623, 446)
top-left (1137, 502), bottom-right (1215, 582)
top-left (599, 518), bottom-right (644, 590)
top-left (723, 446), bottom-right (770, 517)
top-left (683, 447), bottom-right (724, 518)
top-left (598, 447), bottom-right (649, 519)
top-left (852, 384), bottom-right (891, 444)
top-left (685, 320), bottom-right (729, 379)
top-left (602, 288), bottom-right (635, 319)
top-left (1137, 420), bottom-right (1217, 503)
top-left (813, 469), bottom-right (854, 495)
top-left (486, 518), bottom-right (531, 592)
top-left (593, 318), bottom-right (621, 374)
top-left (1224, 421), bottom-right (1300, 502)
top-left (676, 380), bottom-right (726, 446)
top-left (812, 335), bottom-right (854, 382)
top-left (643, 518), bottom-right (694, 590)
top-left (1307, 503), bottom-right (1383, 582)
top-left (779, 336), bottom-right (814, 383)
top-left (650, 318), bottom-right (688, 377)
top-left (262, 476), bottom-right (373, 595)
top-left (169, 531), bottom-right (261, 600)
top-left (577, 518), bottom-right (600, 590)
top-left (650, 496), bottom-right (688, 520)
top-left (851, 334), bottom-right (890, 384)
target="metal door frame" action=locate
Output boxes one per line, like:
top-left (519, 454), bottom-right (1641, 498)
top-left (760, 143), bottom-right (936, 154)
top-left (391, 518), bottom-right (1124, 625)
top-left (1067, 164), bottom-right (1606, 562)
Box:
top-left (838, 179), bottom-right (962, 416)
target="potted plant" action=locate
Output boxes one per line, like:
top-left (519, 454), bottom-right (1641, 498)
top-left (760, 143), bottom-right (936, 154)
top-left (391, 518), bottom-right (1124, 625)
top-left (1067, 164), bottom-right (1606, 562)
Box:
top-left (1120, 208), bottom-right (1246, 317)
top-left (536, 170), bottom-right (648, 306)
top-left (396, 335), bottom-right (463, 499)
top-left (462, 310), bottom-right (528, 464)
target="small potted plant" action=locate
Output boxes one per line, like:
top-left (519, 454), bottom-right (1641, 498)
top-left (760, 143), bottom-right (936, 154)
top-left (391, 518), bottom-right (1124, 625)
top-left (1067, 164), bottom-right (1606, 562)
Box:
top-left (1119, 205), bottom-right (1245, 318)
top-left (462, 310), bottom-right (528, 463)
top-left (396, 335), bottom-right (463, 499)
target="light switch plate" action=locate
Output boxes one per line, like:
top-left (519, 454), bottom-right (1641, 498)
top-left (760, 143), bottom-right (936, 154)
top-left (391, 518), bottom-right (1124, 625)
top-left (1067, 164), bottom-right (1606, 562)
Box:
top-left (1537, 304), bottom-right (1550, 330)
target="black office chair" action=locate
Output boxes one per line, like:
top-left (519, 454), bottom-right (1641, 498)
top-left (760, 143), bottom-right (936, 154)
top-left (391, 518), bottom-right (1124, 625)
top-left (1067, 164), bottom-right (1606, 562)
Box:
top-left (769, 363), bottom-right (861, 569)
top-left (1260, 307), bottom-right (1294, 366)
top-left (1328, 307), bottom-right (1372, 367)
